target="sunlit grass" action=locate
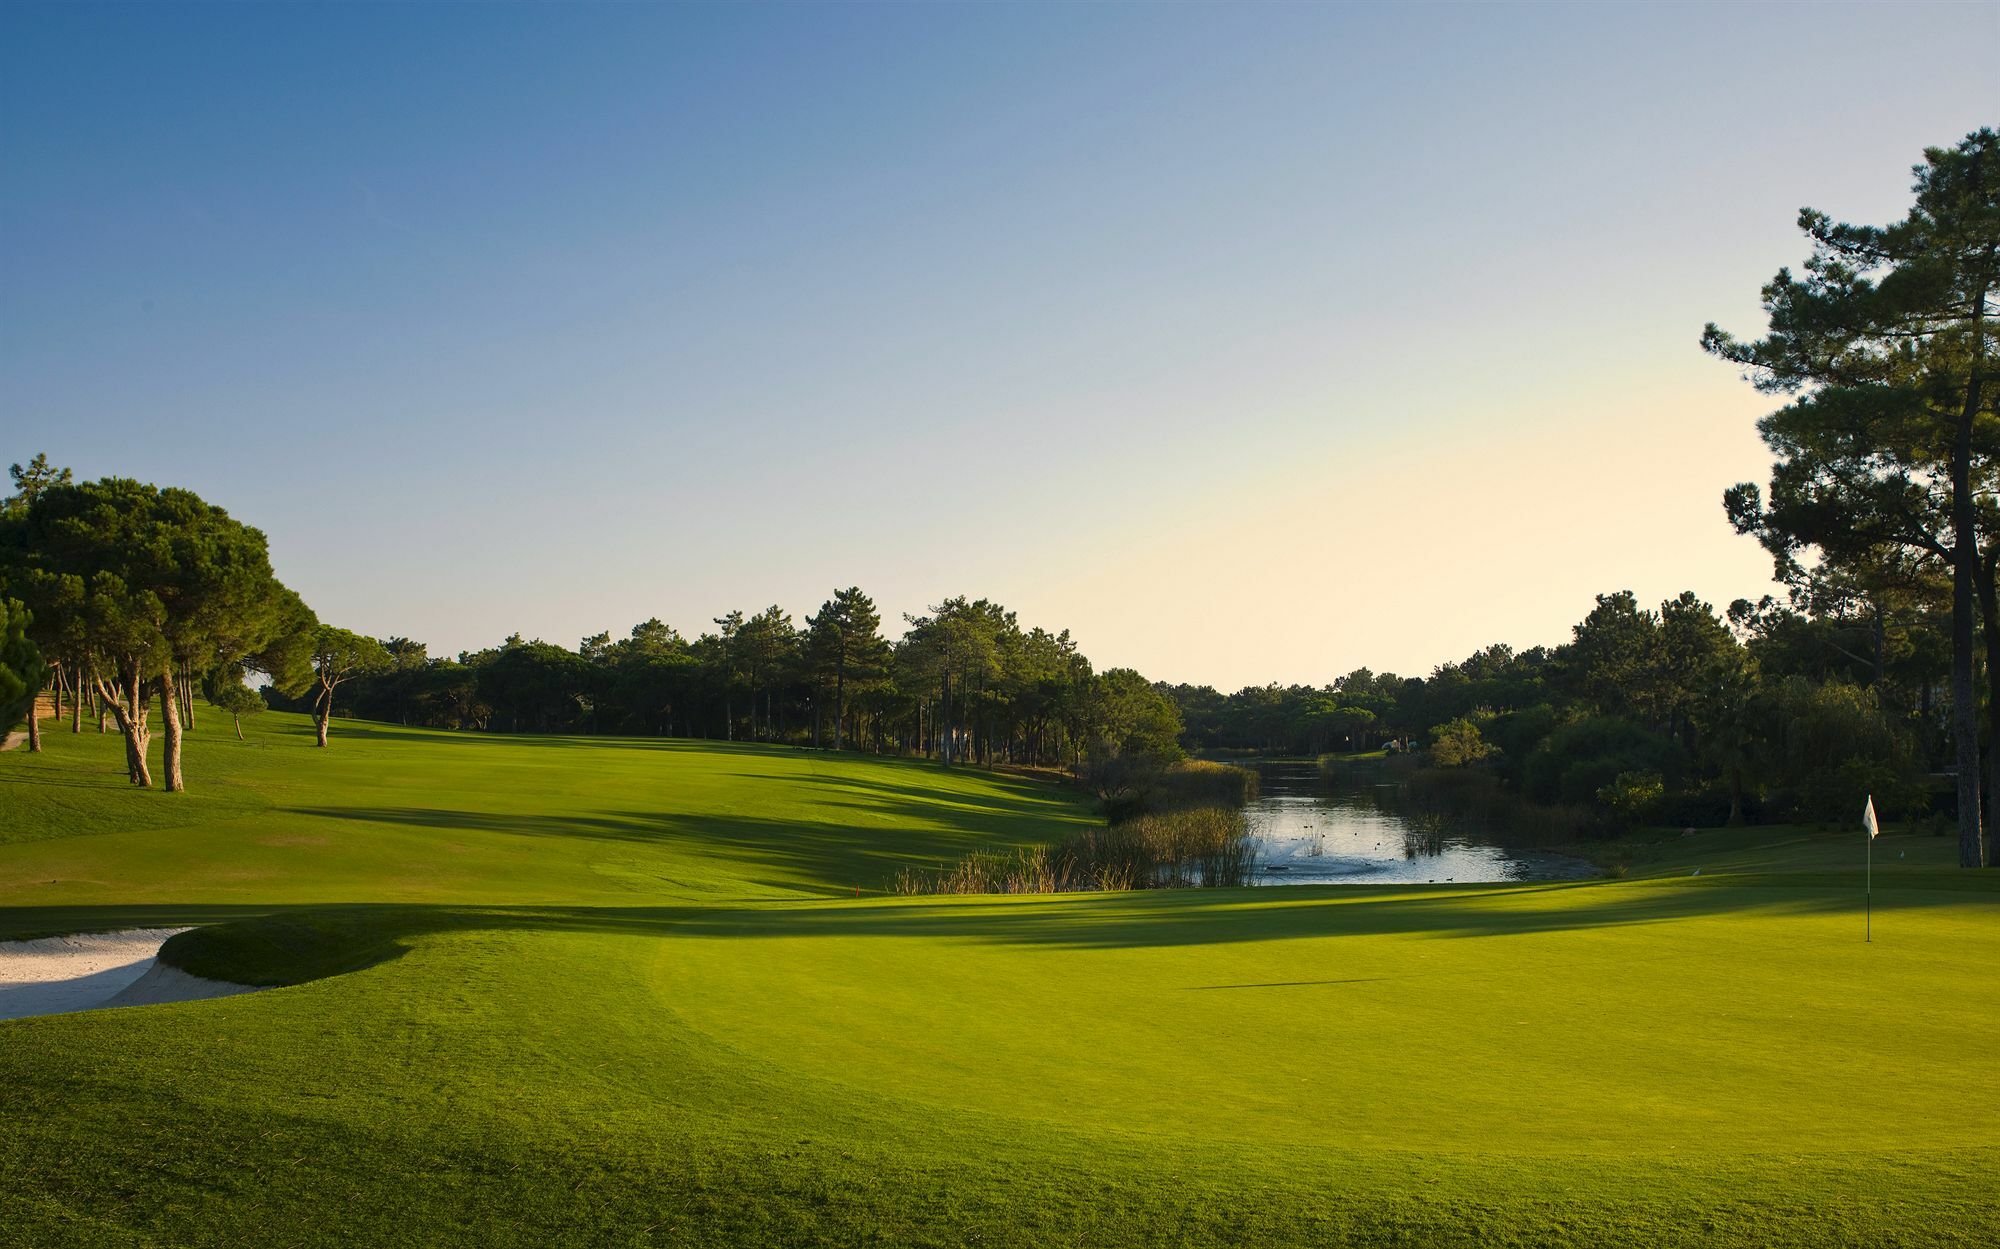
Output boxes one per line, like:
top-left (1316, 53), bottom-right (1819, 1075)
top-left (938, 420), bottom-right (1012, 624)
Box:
top-left (2, 714), bottom-right (1995, 1246)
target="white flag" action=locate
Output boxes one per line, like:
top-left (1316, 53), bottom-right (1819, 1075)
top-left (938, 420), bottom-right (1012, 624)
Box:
top-left (1862, 795), bottom-right (1880, 840)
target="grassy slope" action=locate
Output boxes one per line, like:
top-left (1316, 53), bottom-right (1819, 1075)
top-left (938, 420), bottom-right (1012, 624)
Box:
top-left (2, 715), bottom-right (1995, 1248)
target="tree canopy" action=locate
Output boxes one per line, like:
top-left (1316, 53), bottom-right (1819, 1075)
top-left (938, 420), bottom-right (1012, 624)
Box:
top-left (1707, 127), bottom-right (1998, 865)
top-left (307, 626), bottom-right (393, 747)
top-left (0, 598), bottom-right (44, 733)
top-left (0, 476), bottom-right (310, 788)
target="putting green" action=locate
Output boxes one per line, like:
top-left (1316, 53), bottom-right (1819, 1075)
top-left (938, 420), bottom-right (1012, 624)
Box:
top-left (2, 715), bottom-right (1994, 1247)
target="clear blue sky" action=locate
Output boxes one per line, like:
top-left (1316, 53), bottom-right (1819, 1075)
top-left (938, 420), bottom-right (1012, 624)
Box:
top-left (4, 1), bottom-right (1995, 687)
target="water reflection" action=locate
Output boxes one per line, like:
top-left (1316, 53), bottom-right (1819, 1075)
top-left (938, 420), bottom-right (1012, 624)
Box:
top-left (1244, 761), bottom-right (1595, 885)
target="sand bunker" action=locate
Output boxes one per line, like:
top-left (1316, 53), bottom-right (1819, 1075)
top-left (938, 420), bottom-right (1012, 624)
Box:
top-left (0, 927), bottom-right (259, 1021)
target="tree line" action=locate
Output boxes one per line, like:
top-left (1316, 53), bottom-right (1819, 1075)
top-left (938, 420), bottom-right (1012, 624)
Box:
top-left (1166, 128), bottom-right (1998, 867)
top-left (0, 465), bottom-right (1185, 788)
top-left (1164, 585), bottom-right (1946, 837)
top-left (3, 129), bottom-right (1991, 867)
top-left (262, 593), bottom-right (1183, 774)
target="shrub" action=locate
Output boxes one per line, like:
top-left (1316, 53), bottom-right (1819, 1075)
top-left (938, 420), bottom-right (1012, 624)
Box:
top-left (1656, 779), bottom-right (1759, 829)
top-left (1428, 716), bottom-right (1496, 767)
top-left (1521, 717), bottom-right (1686, 807)
top-left (1596, 770), bottom-right (1665, 825)
top-left (1483, 704), bottom-right (1560, 780)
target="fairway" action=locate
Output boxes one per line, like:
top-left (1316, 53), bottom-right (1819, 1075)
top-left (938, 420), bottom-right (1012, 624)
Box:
top-left (8, 13), bottom-right (1997, 1247)
top-left (3, 716), bottom-right (1996, 1248)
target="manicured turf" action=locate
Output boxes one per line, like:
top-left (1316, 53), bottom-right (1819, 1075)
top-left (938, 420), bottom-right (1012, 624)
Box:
top-left (2, 715), bottom-right (1995, 1247)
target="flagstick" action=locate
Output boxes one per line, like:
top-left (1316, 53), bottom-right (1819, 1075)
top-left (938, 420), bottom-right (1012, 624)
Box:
top-left (1862, 794), bottom-right (1878, 944)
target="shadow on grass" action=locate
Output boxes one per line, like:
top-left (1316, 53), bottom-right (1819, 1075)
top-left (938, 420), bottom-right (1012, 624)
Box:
top-left (280, 796), bottom-right (1091, 896)
top-left (8, 875), bottom-right (1992, 990)
top-left (784, 769), bottom-right (1086, 817)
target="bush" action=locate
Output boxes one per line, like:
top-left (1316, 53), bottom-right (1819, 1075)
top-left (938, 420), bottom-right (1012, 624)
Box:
top-left (1656, 780), bottom-right (1760, 829)
top-left (1596, 770), bottom-right (1665, 825)
top-left (1521, 717), bottom-right (1686, 807)
top-left (1428, 716), bottom-right (1495, 767)
top-left (1484, 704), bottom-right (1560, 785)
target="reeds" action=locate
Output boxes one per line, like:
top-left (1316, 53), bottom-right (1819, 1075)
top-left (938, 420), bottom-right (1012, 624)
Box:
top-left (1116, 806), bottom-right (1256, 888)
top-left (1157, 759), bottom-right (1259, 810)
top-left (1095, 758), bottom-right (1258, 822)
top-left (892, 806), bottom-right (1254, 895)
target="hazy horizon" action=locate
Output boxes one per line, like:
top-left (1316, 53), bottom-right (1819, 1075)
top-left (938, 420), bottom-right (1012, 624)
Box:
top-left (6, 1), bottom-right (1996, 688)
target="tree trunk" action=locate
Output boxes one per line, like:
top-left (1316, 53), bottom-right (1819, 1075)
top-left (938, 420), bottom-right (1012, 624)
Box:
top-left (1975, 553), bottom-right (2000, 858)
top-left (26, 681), bottom-right (41, 752)
top-left (130, 676), bottom-right (150, 785)
top-left (315, 683), bottom-right (333, 748)
top-left (99, 670), bottom-right (150, 786)
top-left (1950, 415), bottom-right (1984, 866)
top-left (833, 658), bottom-right (846, 751)
top-left (71, 673), bottom-right (82, 732)
top-left (1970, 279), bottom-right (1992, 864)
top-left (233, 712), bottom-right (244, 741)
top-left (159, 670), bottom-right (185, 792)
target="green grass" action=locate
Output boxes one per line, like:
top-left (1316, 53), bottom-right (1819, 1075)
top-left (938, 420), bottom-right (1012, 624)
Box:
top-left (3, 714), bottom-right (1995, 1247)
top-left (1583, 819), bottom-right (1974, 882)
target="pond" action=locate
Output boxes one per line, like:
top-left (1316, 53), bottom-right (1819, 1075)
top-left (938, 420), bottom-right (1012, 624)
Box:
top-left (1243, 760), bottom-right (1597, 885)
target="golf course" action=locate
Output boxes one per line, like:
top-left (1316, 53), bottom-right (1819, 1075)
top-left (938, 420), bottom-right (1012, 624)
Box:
top-left (3, 714), bottom-right (1993, 1248)
top-left (6, 5), bottom-right (1997, 1244)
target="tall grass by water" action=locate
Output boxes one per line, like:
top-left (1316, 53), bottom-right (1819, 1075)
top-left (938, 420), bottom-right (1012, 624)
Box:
top-left (1152, 759), bottom-right (1259, 809)
top-left (1096, 757), bottom-right (1258, 822)
top-left (891, 806), bottom-right (1253, 894)
top-left (896, 760), bottom-right (1258, 895)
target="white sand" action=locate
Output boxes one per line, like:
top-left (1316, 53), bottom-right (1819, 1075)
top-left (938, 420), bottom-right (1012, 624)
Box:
top-left (0, 927), bottom-right (260, 1021)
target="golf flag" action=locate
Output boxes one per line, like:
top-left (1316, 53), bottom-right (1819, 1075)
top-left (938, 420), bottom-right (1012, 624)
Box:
top-left (1862, 794), bottom-right (1879, 942)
